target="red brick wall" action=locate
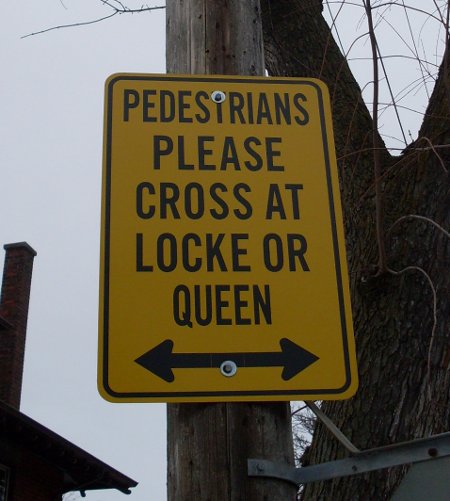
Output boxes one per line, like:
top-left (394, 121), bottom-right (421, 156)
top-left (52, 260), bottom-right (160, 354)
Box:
top-left (1, 442), bottom-right (63, 501)
top-left (0, 243), bottom-right (37, 409)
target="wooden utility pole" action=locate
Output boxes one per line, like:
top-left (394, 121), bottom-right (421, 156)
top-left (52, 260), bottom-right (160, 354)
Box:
top-left (165, 1), bottom-right (297, 500)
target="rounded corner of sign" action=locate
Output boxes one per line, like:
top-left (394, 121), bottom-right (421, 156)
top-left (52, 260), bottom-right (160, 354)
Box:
top-left (105, 73), bottom-right (127, 90)
top-left (304, 78), bottom-right (331, 101)
top-left (308, 77), bottom-right (329, 90)
top-left (336, 374), bottom-right (359, 400)
top-left (97, 378), bottom-right (123, 403)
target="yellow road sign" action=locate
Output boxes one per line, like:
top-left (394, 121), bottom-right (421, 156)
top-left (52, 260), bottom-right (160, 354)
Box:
top-left (99, 74), bottom-right (358, 402)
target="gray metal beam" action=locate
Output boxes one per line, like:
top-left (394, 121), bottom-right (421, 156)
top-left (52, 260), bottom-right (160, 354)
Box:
top-left (248, 433), bottom-right (450, 486)
top-left (305, 401), bottom-right (360, 454)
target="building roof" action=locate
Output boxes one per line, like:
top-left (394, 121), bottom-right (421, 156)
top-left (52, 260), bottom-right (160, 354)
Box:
top-left (0, 400), bottom-right (138, 495)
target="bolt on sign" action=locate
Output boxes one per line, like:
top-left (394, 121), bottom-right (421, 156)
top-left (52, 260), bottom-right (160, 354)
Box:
top-left (98, 74), bottom-right (358, 403)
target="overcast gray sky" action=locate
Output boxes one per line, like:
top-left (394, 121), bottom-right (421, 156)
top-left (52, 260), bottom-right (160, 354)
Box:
top-left (2, 2), bottom-right (166, 500)
top-left (1, 1), bottom-right (445, 500)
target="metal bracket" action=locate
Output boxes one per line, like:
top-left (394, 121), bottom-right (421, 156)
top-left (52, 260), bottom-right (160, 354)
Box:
top-left (248, 432), bottom-right (450, 486)
top-left (305, 401), bottom-right (360, 453)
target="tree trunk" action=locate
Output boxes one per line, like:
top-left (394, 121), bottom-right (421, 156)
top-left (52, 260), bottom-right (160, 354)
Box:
top-left (261, 1), bottom-right (450, 499)
top-left (166, 2), bottom-right (297, 499)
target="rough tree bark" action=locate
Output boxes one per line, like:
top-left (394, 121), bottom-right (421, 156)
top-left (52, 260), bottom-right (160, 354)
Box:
top-left (261, 1), bottom-right (450, 499)
top-left (166, 2), bottom-right (297, 500)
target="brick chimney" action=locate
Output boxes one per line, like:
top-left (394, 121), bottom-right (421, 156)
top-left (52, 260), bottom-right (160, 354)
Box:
top-left (0, 242), bottom-right (37, 409)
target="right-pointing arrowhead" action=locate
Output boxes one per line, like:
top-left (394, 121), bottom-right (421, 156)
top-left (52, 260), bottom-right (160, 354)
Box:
top-left (280, 338), bottom-right (319, 381)
top-left (135, 339), bottom-right (175, 382)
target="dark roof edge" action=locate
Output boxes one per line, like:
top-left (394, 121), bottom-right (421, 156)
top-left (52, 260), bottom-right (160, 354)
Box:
top-left (0, 400), bottom-right (138, 494)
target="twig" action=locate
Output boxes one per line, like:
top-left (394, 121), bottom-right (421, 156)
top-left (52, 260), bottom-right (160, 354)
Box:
top-left (401, 0), bottom-right (431, 101)
top-left (376, 43), bottom-right (408, 145)
top-left (326, 1), bottom-right (444, 24)
top-left (388, 214), bottom-right (450, 239)
top-left (337, 142), bottom-right (450, 161)
top-left (387, 265), bottom-right (438, 398)
top-left (291, 404), bottom-right (308, 417)
top-left (22, 12), bottom-right (119, 38)
top-left (417, 136), bottom-right (449, 175)
top-left (364, 0), bottom-right (387, 274)
top-left (22, 4), bottom-right (165, 39)
top-left (347, 54), bottom-right (439, 68)
top-left (321, 0), bottom-right (347, 78)
top-left (324, 0), bottom-right (347, 57)
top-left (440, 0), bottom-right (450, 108)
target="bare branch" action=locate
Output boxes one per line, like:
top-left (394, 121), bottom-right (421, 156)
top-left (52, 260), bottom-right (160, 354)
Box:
top-left (347, 54), bottom-right (439, 68)
top-left (22, 3), bottom-right (165, 39)
top-left (417, 136), bottom-right (449, 174)
top-left (388, 214), bottom-right (450, 239)
top-left (326, 1), bottom-right (445, 24)
top-left (374, 11), bottom-right (440, 86)
top-left (337, 142), bottom-right (450, 162)
top-left (441, 0), bottom-right (450, 108)
top-left (376, 44), bottom-right (408, 145)
top-left (21, 11), bottom-right (119, 38)
top-left (401, 0), bottom-right (432, 101)
top-left (364, 0), bottom-right (388, 274)
top-left (431, 0), bottom-right (448, 26)
top-left (324, 0), bottom-right (347, 56)
top-left (387, 265), bottom-right (438, 397)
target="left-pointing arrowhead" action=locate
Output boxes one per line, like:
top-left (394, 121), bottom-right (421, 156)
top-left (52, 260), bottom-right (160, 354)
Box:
top-left (135, 339), bottom-right (175, 382)
top-left (280, 338), bottom-right (319, 381)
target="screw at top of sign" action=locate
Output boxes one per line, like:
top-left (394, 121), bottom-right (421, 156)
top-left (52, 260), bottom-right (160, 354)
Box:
top-left (211, 90), bottom-right (226, 103)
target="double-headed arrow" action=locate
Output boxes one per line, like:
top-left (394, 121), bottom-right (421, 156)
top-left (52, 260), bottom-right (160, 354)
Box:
top-left (135, 338), bottom-right (319, 382)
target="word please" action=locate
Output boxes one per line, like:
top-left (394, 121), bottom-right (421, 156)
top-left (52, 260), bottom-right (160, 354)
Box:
top-left (152, 135), bottom-right (284, 171)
